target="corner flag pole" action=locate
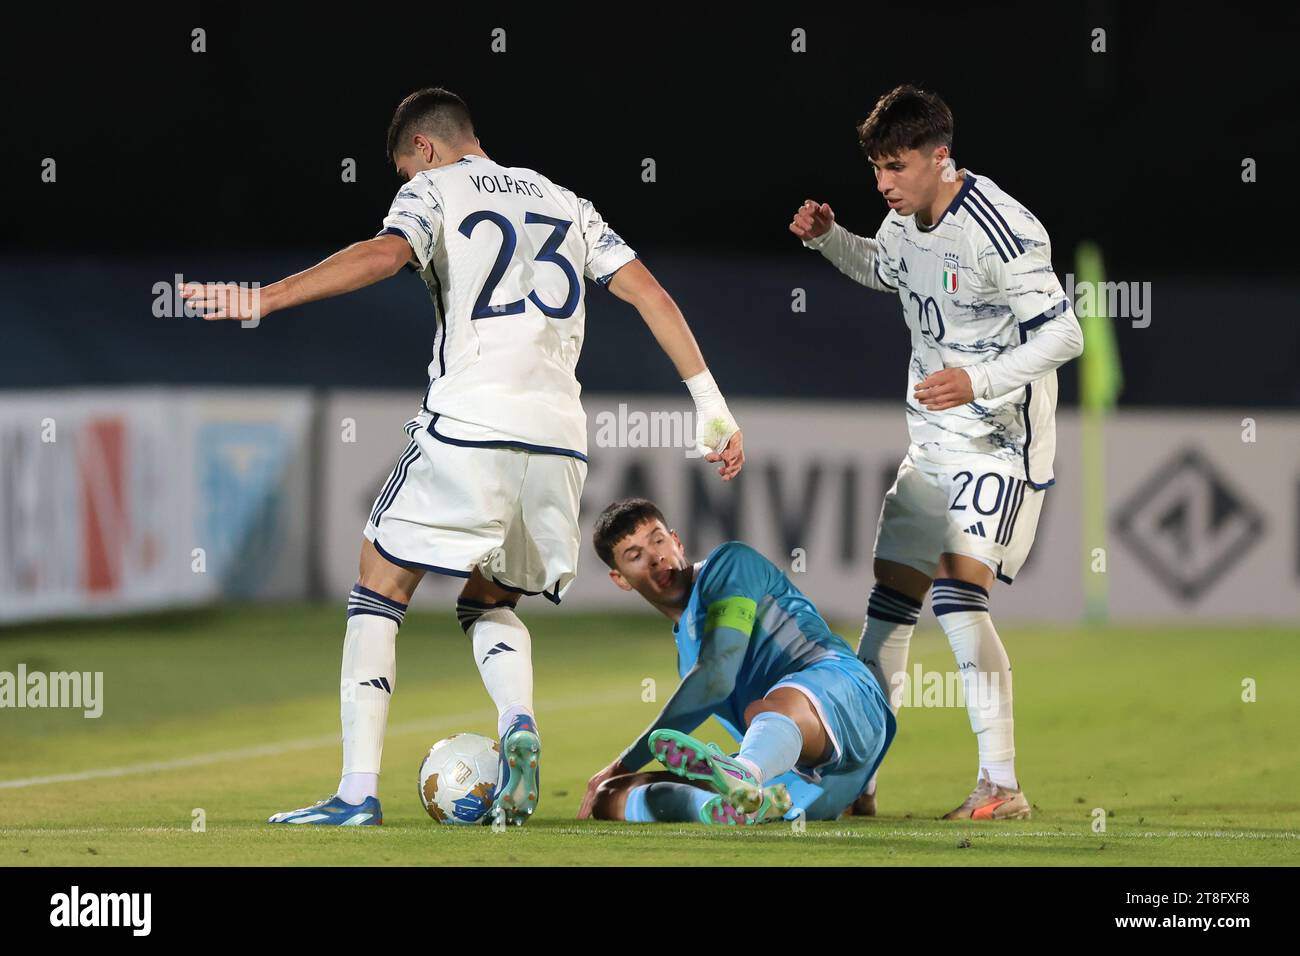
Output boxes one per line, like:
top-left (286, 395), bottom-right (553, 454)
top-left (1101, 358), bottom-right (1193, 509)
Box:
top-left (1076, 241), bottom-right (1122, 624)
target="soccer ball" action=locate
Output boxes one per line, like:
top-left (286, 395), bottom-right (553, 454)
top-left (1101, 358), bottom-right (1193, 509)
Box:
top-left (418, 733), bottom-right (500, 825)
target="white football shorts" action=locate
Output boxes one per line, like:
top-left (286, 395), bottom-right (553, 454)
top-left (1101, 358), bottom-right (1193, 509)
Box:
top-left (363, 414), bottom-right (587, 602)
top-left (873, 452), bottom-right (1044, 584)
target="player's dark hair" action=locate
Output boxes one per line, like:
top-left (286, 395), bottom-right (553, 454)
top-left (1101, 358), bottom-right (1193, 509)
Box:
top-left (386, 87), bottom-right (475, 164)
top-left (857, 84), bottom-right (953, 161)
top-left (592, 498), bottom-right (669, 569)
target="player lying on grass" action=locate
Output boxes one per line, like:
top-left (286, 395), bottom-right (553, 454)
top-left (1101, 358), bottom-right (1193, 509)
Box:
top-left (576, 498), bottom-right (895, 825)
top-left (181, 87), bottom-right (743, 827)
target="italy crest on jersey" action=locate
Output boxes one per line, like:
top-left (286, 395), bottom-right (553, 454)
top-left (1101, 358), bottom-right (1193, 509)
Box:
top-left (942, 253), bottom-right (960, 294)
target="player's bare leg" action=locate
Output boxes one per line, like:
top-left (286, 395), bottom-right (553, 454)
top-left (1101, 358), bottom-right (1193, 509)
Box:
top-left (456, 569), bottom-right (540, 825)
top-left (592, 771), bottom-right (695, 819)
top-left (742, 686), bottom-right (832, 767)
top-left (594, 770), bottom-right (790, 825)
top-left (359, 536), bottom-right (426, 602)
top-left (850, 558), bottom-right (930, 816)
top-left (933, 552), bottom-right (1029, 820)
top-left (269, 538), bottom-right (422, 825)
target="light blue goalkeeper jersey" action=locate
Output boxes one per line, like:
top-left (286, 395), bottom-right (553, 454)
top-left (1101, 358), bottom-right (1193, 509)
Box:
top-left (618, 541), bottom-right (875, 771)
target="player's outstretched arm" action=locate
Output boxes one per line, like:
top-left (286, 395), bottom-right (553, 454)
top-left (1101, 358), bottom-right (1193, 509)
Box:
top-left (179, 234), bottom-right (413, 321)
top-left (577, 625), bottom-right (749, 817)
top-left (607, 260), bottom-right (744, 481)
top-left (790, 199), bottom-right (897, 293)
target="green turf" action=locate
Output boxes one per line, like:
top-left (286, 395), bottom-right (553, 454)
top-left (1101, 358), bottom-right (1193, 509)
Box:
top-left (1, 606), bottom-right (1297, 865)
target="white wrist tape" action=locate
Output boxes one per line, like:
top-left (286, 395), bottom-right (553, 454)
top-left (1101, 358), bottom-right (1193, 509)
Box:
top-left (684, 368), bottom-right (739, 454)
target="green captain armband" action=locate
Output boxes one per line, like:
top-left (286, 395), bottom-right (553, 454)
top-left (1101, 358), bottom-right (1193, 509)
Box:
top-left (704, 596), bottom-right (757, 637)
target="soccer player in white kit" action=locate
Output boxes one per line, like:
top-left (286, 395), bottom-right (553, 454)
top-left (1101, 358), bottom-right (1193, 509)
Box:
top-left (790, 85), bottom-right (1083, 819)
top-left (181, 88), bottom-right (744, 826)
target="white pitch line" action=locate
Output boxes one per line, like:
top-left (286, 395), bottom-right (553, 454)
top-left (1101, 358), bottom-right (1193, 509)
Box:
top-left (547, 826), bottom-right (1300, 841)
top-left (2, 825), bottom-right (1295, 842)
top-left (0, 688), bottom-right (631, 791)
top-left (786, 829), bottom-right (1300, 840)
top-left (1, 827), bottom-right (192, 835)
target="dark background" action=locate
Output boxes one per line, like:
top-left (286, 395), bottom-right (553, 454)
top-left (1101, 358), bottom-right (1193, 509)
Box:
top-left (1, 5), bottom-right (1296, 406)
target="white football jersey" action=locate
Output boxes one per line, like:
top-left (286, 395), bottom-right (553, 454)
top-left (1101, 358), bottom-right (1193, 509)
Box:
top-left (871, 171), bottom-right (1072, 487)
top-left (378, 155), bottom-right (637, 458)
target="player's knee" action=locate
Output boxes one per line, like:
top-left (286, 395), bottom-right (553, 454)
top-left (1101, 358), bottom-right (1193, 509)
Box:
top-left (357, 538), bottom-right (422, 604)
top-left (743, 698), bottom-right (771, 725)
top-left (356, 573), bottom-right (416, 606)
top-left (872, 559), bottom-right (930, 602)
top-left (745, 693), bottom-right (804, 726)
top-left (455, 573), bottom-right (520, 634)
top-left (591, 779), bottom-right (625, 820)
top-left (356, 539), bottom-right (378, 584)
top-left (935, 553), bottom-right (994, 590)
top-left (458, 568), bottom-right (520, 607)
top-left (455, 595), bottom-right (519, 634)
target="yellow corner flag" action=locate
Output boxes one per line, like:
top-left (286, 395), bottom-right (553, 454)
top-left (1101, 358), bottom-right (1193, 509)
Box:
top-left (1076, 241), bottom-right (1123, 623)
top-left (1076, 242), bottom-right (1123, 412)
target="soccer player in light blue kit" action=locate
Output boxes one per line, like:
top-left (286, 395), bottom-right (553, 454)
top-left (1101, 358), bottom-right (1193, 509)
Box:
top-left (577, 499), bottom-right (895, 825)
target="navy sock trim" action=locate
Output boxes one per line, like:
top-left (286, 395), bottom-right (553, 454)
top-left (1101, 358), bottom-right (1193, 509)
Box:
top-left (348, 583), bottom-right (409, 626)
top-left (931, 577), bottom-right (990, 616)
top-left (490, 576), bottom-right (563, 605)
top-left (352, 584), bottom-right (409, 611)
top-left (456, 597), bottom-right (516, 634)
top-left (867, 583), bottom-right (923, 626)
top-left (931, 578), bottom-right (989, 597)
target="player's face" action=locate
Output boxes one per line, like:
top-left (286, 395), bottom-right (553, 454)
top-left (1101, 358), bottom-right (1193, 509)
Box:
top-left (869, 148), bottom-right (944, 216)
top-left (610, 520), bottom-right (691, 605)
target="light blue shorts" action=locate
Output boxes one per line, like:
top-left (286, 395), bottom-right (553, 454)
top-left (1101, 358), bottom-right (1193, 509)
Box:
top-left (768, 656), bottom-right (896, 821)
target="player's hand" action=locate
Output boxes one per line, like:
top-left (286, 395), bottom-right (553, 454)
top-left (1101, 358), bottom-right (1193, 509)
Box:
top-left (178, 282), bottom-right (274, 322)
top-left (686, 373), bottom-right (741, 480)
top-left (577, 760), bottom-right (627, 820)
top-left (789, 200), bottom-right (835, 241)
top-left (705, 429), bottom-right (744, 481)
top-left (914, 368), bottom-right (975, 411)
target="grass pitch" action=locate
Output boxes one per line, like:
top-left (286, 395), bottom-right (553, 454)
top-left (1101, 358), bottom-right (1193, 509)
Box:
top-left (1, 606), bottom-right (1297, 866)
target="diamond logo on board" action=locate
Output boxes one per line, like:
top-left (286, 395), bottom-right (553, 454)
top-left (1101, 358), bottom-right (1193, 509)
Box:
top-left (1114, 448), bottom-right (1264, 601)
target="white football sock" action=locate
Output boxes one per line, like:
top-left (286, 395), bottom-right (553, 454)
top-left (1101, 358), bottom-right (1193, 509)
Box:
top-left (461, 602), bottom-right (535, 738)
top-left (857, 584), bottom-right (922, 796)
top-left (981, 759), bottom-right (1018, 791)
top-left (737, 711), bottom-right (804, 786)
top-left (931, 578), bottom-right (1017, 791)
top-left (338, 584), bottom-right (405, 800)
top-left (338, 772), bottom-right (378, 806)
top-left (498, 704), bottom-right (536, 738)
